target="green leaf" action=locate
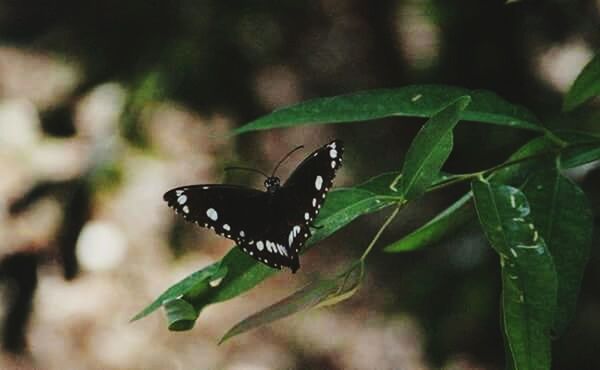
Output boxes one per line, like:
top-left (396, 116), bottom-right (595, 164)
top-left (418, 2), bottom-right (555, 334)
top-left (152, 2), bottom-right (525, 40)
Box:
top-left (523, 168), bottom-right (592, 336)
top-left (563, 51), bottom-right (600, 111)
top-left (134, 172), bottom-right (401, 330)
top-left (164, 298), bottom-right (199, 331)
top-left (400, 96), bottom-right (471, 200)
top-left (556, 131), bottom-right (600, 169)
top-left (384, 192), bottom-right (474, 252)
top-left (234, 85), bottom-right (542, 135)
top-left (385, 134), bottom-right (561, 254)
top-left (220, 263), bottom-right (362, 343)
top-left (492, 136), bottom-right (558, 185)
top-left (472, 180), bottom-right (557, 370)
top-left (130, 262), bottom-right (227, 322)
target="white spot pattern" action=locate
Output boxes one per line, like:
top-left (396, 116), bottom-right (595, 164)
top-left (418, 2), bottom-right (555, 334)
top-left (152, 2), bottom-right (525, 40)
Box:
top-left (183, 205), bottom-right (190, 214)
top-left (177, 195), bottom-right (187, 205)
top-left (329, 149), bottom-right (338, 158)
top-left (256, 241), bottom-right (264, 251)
top-left (206, 208), bottom-right (218, 221)
top-left (288, 225), bottom-right (302, 247)
top-left (223, 224), bottom-right (231, 231)
top-left (315, 176), bottom-right (323, 190)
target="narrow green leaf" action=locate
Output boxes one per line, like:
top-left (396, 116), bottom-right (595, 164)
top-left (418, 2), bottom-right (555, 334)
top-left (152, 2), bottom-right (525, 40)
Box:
top-left (563, 51), bottom-right (600, 111)
top-left (164, 298), bottom-right (199, 331)
top-left (523, 168), bottom-right (592, 336)
top-left (234, 86), bottom-right (541, 135)
top-left (130, 262), bottom-right (226, 321)
top-left (492, 136), bottom-right (558, 185)
top-left (384, 192), bottom-right (474, 252)
top-left (385, 135), bottom-right (560, 254)
top-left (472, 180), bottom-right (557, 370)
top-left (220, 263), bottom-right (361, 343)
top-left (400, 96), bottom-right (471, 200)
top-left (556, 131), bottom-right (600, 168)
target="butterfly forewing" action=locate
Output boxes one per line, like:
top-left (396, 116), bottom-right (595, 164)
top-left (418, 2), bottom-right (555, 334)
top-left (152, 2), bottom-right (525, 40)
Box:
top-left (164, 185), bottom-right (269, 243)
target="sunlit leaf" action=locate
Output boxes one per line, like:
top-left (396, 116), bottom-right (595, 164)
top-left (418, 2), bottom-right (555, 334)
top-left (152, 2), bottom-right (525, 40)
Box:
top-left (472, 180), bottom-right (557, 370)
top-left (234, 85), bottom-right (541, 134)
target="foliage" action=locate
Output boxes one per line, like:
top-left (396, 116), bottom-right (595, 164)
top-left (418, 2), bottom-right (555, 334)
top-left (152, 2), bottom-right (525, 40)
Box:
top-left (133, 51), bottom-right (600, 370)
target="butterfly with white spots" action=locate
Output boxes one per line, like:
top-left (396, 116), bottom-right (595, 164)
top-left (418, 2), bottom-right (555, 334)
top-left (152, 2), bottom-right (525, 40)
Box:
top-left (164, 140), bottom-right (344, 273)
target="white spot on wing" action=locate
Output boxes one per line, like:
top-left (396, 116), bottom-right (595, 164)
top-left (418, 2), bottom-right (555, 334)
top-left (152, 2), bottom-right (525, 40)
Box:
top-left (176, 190), bottom-right (184, 196)
top-left (182, 205), bottom-right (190, 214)
top-left (331, 160), bottom-right (336, 169)
top-left (257, 241), bottom-right (264, 251)
top-left (177, 195), bottom-right (187, 205)
top-left (315, 176), bottom-right (323, 190)
top-left (304, 212), bottom-right (310, 220)
top-left (223, 224), bottom-right (231, 231)
top-left (278, 244), bottom-right (288, 256)
top-left (329, 148), bottom-right (338, 158)
top-left (240, 230), bottom-right (245, 237)
top-left (312, 198), bottom-right (317, 207)
top-left (206, 208), bottom-right (218, 221)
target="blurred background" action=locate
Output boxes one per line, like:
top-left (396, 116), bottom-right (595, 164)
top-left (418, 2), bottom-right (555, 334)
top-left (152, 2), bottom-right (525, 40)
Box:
top-left (0, 0), bottom-right (599, 369)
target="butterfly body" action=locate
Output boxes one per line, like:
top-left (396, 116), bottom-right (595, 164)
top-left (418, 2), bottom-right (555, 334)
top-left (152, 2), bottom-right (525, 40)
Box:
top-left (164, 140), bottom-right (343, 273)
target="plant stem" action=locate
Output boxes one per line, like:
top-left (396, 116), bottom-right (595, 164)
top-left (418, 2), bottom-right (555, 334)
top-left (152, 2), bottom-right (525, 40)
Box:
top-left (360, 203), bottom-right (404, 261)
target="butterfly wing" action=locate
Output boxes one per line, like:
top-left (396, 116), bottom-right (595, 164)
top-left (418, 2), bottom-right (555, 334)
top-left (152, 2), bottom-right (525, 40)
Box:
top-left (164, 185), bottom-right (300, 271)
top-left (163, 140), bottom-right (344, 273)
top-left (164, 185), bottom-right (269, 242)
top-left (278, 139), bottom-right (344, 226)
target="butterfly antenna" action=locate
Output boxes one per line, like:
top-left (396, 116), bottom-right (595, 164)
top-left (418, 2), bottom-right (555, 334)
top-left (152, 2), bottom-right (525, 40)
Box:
top-left (224, 166), bottom-right (269, 178)
top-left (271, 145), bottom-right (304, 177)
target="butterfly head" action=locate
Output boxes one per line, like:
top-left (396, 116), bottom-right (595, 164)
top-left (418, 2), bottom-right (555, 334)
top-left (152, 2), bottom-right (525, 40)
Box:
top-left (264, 176), bottom-right (281, 192)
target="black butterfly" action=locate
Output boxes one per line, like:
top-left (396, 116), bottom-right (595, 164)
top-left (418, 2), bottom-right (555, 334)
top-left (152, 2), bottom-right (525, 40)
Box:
top-left (164, 140), bottom-right (344, 273)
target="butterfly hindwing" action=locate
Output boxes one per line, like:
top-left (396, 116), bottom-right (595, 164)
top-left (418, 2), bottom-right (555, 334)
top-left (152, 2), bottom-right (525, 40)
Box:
top-left (236, 223), bottom-right (309, 273)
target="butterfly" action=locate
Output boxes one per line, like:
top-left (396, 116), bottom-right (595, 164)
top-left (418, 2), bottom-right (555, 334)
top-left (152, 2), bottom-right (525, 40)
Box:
top-left (163, 140), bottom-right (344, 273)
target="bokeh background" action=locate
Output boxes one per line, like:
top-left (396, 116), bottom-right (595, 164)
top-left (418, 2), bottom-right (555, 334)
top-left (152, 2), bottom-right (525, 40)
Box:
top-left (0, 1), bottom-right (599, 369)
